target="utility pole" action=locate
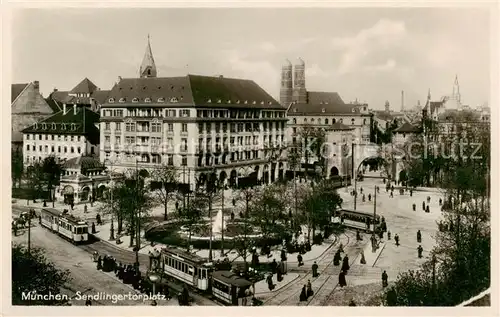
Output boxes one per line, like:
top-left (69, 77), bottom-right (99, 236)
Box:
top-left (208, 193), bottom-right (213, 262)
top-left (135, 159), bottom-right (140, 268)
top-left (373, 186), bottom-right (377, 234)
top-left (220, 182), bottom-right (225, 257)
top-left (27, 209), bottom-right (32, 254)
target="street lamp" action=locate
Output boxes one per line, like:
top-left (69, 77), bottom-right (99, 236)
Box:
top-left (148, 272), bottom-right (160, 295)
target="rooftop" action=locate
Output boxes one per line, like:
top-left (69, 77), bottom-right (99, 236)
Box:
top-left (63, 155), bottom-right (105, 171)
top-left (11, 83), bottom-right (29, 103)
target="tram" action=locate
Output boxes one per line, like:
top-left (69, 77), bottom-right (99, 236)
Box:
top-left (160, 247), bottom-right (254, 306)
top-left (332, 209), bottom-right (381, 232)
top-left (40, 208), bottom-right (89, 243)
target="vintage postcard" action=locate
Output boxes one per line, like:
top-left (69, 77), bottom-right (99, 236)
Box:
top-left (2, 1), bottom-right (497, 316)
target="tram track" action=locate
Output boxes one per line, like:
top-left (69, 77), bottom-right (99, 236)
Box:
top-left (263, 232), bottom-right (353, 306)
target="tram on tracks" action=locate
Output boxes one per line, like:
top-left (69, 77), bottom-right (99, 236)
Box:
top-left (160, 247), bottom-right (254, 306)
top-left (40, 208), bottom-right (89, 243)
top-left (332, 209), bottom-right (381, 232)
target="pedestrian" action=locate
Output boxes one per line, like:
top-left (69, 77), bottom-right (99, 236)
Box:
top-left (360, 187), bottom-right (363, 194)
top-left (356, 230), bottom-right (362, 241)
top-left (387, 231), bottom-right (391, 240)
top-left (377, 186), bottom-right (380, 194)
top-left (341, 255), bottom-right (350, 273)
top-left (281, 249), bottom-right (287, 262)
top-left (277, 266), bottom-right (283, 282)
top-left (382, 270), bottom-right (388, 288)
top-left (270, 259), bottom-right (278, 274)
top-left (410, 189), bottom-right (413, 197)
top-left (427, 196), bottom-right (431, 203)
top-left (339, 243), bottom-right (344, 253)
top-left (91, 222), bottom-right (96, 234)
top-left (417, 245), bottom-right (423, 258)
top-left (412, 203), bottom-right (416, 211)
top-left (362, 194), bottom-right (366, 202)
top-left (394, 234), bottom-right (399, 246)
top-left (439, 198), bottom-right (442, 206)
top-left (312, 261), bottom-right (318, 278)
top-left (422, 201), bottom-right (426, 211)
top-left (85, 299), bottom-right (92, 306)
top-left (368, 193), bottom-right (371, 201)
top-left (299, 285), bottom-right (307, 301)
top-left (390, 190), bottom-right (394, 198)
top-left (417, 230), bottom-right (422, 243)
top-left (97, 256), bottom-right (102, 270)
top-left (360, 250), bottom-right (366, 265)
top-left (306, 280), bottom-right (313, 297)
top-left (297, 253), bottom-right (303, 266)
top-left (333, 251), bottom-right (341, 266)
top-left (391, 185), bottom-right (394, 192)
top-left (266, 273), bottom-right (274, 291)
top-left (426, 205), bottom-right (430, 213)
top-left (338, 271), bottom-right (347, 287)
top-left (348, 299), bottom-right (356, 306)
top-left (383, 178), bottom-right (386, 184)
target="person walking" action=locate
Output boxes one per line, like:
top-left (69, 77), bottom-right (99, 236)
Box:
top-left (306, 280), bottom-right (313, 297)
top-left (299, 285), bottom-right (307, 302)
top-left (394, 234), bottom-right (400, 246)
top-left (312, 261), bottom-right (319, 278)
top-left (338, 271), bottom-right (347, 287)
top-left (382, 270), bottom-right (388, 287)
top-left (417, 230), bottom-right (422, 243)
top-left (418, 245), bottom-right (423, 258)
top-left (297, 253), bottom-right (303, 267)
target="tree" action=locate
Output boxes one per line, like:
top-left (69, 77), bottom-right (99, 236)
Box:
top-left (232, 185), bottom-right (259, 270)
top-left (11, 149), bottom-right (23, 188)
top-left (150, 165), bottom-right (178, 221)
top-left (42, 155), bottom-right (62, 202)
top-left (25, 162), bottom-right (45, 202)
top-left (386, 111), bottom-right (490, 306)
top-left (179, 194), bottom-right (205, 251)
top-left (249, 184), bottom-right (288, 241)
top-left (12, 244), bottom-right (71, 305)
top-left (295, 125), bottom-right (326, 179)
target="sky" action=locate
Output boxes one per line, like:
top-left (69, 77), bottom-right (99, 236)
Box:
top-left (11, 7), bottom-right (492, 110)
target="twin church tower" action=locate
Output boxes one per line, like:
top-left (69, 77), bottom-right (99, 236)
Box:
top-left (280, 58), bottom-right (307, 106)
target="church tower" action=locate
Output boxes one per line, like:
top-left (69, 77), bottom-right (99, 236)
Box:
top-left (139, 35), bottom-right (157, 78)
top-left (292, 58), bottom-right (307, 104)
top-left (452, 75), bottom-right (461, 103)
top-left (279, 59), bottom-right (293, 106)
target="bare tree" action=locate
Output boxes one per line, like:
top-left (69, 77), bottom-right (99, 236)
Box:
top-left (150, 165), bottom-right (178, 221)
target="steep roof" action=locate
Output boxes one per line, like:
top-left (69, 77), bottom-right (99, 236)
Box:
top-left (70, 78), bottom-right (98, 94)
top-left (139, 37), bottom-right (157, 77)
top-left (21, 106), bottom-right (100, 145)
top-left (45, 97), bottom-right (62, 112)
top-left (49, 90), bottom-right (70, 103)
top-left (63, 155), bottom-right (104, 171)
top-left (91, 90), bottom-right (110, 104)
top-left (394, 122), bottom-right (419, 133)
top-left (103, 75), bottom-right (283, 110)
top-left (307, 91), bottom-right (345, 105)
top-left (429, 101), bottom-right (445, 114)
top-left (11, 83), bottom-right (29, 103)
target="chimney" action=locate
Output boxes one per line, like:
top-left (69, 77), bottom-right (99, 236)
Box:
top-left (63, 103), bottom-right (67, 114)
top-left (73, 104), bottom-right (77, 115)
top-left (53, 88), bottom-right (58, 92)
top-left (401, 90), bottom-right (405, 112)
top-left (33, 81), bottom-right (40, 93)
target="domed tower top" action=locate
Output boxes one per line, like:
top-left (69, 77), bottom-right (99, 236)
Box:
top-left (295, 57), bottom-right (305, 67)
top-left (282, 59), bottom-right (292, 68)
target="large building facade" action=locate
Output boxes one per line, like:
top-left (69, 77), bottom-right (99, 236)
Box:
top-left (99, 38), bottom-right (287, 190)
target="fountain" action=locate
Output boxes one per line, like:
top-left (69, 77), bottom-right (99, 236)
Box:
top-left (212, 209), bottom-right (224, 236)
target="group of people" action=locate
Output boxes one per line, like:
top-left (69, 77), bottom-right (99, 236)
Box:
top-left (299, 280), bottom-right (314, 302)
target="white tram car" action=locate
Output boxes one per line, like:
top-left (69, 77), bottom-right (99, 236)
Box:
top-left (160, 247), bottom-right (254, 306)
top-left (40, 208), bottom-right (89, 243)
top-left (161, 247), bottom-right (212, 291)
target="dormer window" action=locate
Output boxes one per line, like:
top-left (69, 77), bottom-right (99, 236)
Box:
top-left (71, 123), bottom-right (76, 130)
top-left (252, 101), bottom-right (257, 104)
top-left (260, 101), bottom-right (264, 105)
top-left (42, 123), bottom-right (47, 130)
top-left (227, 100), bottom-right (231, 104)
top-left (207, 99), bottom-right (212, 103)
top-left (170, 97), bottom-right (179, 103)
top-left (244, 100), bottom-right (248, 104)
top-left (158, 97), bottom-right (165, 102)
top-left (311, 118), bottom-right (315, 123)
top-left (145, 98), bottom-right (152, 103)
top-left (321, 108), bottom-right (325, 113)
top-left (363, 107), bottom-right (367, 111)
top-left (34, 123), bottom-right (38, 129)
top-left (268, 101), bottom-right (272, 105)
top-left (132, 98), bottom-right (139, 103)
top-left (119, 98), bottom-right (126, 103)
top-left (217, 99), bottom-right (222, 104)
top-left (293, 108), bottom-right (298, 113)
top-left (52, 123), bottom-right (56, 130)
top-left (108, 98), bottom-right (115, 103)
top-left (236, 100), bottom-right (240, 104)
top-left (62, 124), bottom-right (67, 130)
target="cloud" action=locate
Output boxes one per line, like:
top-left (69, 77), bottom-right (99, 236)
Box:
top-left (363, 59), bottom-right (397, 72)
top-left (332, 19), bottom-right (407, 74)
top-left (306, 63), bottom-right (330, 78)
top-left (260, 42), bottom-right (277, 53)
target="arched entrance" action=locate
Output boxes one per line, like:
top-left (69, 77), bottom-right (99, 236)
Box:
top-left (278, 162), bottom-right (285, 181)
top-left (219, 171), bottom-right (228, 186)
top-left (330, 166), bottom-right (339, 177)
top-left (62, 185), bottom-right (75, 204)
top-left (270, 163), bottom-right (276, 183)
top-left (80, 186), bottom-right (90, 202)
top-left (197, 173), bottom-right (207, 190)
top-left (96, 184), bottom-right (106, 200)
top-left (263, 165), bottom-right (270, 184)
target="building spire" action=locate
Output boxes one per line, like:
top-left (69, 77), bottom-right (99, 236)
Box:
top-left (139, 35), bottom-right (157, 78)
top-left (452, 74), bottom-right (460, 102)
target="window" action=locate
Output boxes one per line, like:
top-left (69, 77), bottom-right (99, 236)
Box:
top-left (58, 146), bottom-right (61, 153)
top-left (71, 136), bottom-right (74, 142)
top-left (167, 155), bottom-right (174, 166)
top-left (351, 118), bottom-right (355, 125)
top-left (115, 123), bottom-right (121, 131)
top-left (77, 147), bottom-right (81, 154)
top-left (115, 136), bottom-right (121, 144)
top-left (363, 119), bottom-right (366, 125)
top-left (181, 138), bottom-right (188, 151)
top-left (105, 122), bottom-right (110, 130)
top-left (152, 123), bottom-right (162, 133)
top-left (145, 97), bottom-right (151, 103)
top-left (181, 155), bottom-right (187, 166)
top-left (125, 123), bottom-right (136, 132)
top-left (333, 118), bottom-right (336, 124)
top-left (181, 123), bottom-right (188, 133)
top-left (167, 110), bottom-right (176, 117)
top-left (198, 123), bottom-right (204, 133)
top-left (311, 118), bottom-right (315, 123)
top-left (158, 97), bottom-right (165, 102)
top-left (119, 98), bottom-right (126, 103)
top-left (167, 137), bottom-right (174, 149)
top-left (325, 118), bottom-right (329, 124)
top-left (71, 147), bottom-right (74, 153)
top-left (180, 109), bottom-right (190, 117)
top-left (293, 127), bottom-right (297, 134)
top-left (108, 98), bottom-right (115, 103)
top-left (304, 118), bottom-right (307, 123)
top-left (132, 98), bottom-right (139, 103)
top-left (64, 146), bottom-right (67, 153)
top-left (105, 136), bottom-right (111, 144)
top-left (168, 123), bottom-right (174, 132)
